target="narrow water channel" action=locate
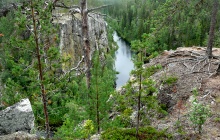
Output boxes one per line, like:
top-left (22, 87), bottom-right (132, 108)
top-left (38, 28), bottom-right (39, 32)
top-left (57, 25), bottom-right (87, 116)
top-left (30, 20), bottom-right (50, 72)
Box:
top-left (113, 31), bottom-right (134, 89)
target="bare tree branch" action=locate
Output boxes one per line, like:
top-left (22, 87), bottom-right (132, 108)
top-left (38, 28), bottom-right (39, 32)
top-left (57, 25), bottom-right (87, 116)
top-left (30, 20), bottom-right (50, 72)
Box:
top-left (89, 11), bottom-right (119, 21)
top-left (54, 2), bottom-right (80, 9)
top-left (89, 12), bottom-right (106, 17)
top-left (69, 56), bottom-right (84, 72)
top-left (88, 5), bottom-right (112, 13)
top-left (60, 56), bottom-right (85, 80)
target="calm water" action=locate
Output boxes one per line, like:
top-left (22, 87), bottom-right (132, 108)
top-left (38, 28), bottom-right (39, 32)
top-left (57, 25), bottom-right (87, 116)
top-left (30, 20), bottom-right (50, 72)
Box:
top-left (113, 31), bottom-right (134, 89)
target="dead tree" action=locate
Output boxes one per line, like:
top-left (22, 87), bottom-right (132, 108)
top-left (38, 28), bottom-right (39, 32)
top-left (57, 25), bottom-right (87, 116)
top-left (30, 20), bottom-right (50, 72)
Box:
top-left (80, 1), bottom-right (111, 134)
top-left (81, 0), bottom-right (91, 89)
top-left (80, 0), bottom-right (111, 89)
top-left (206, 0), bottom-right (219, 58)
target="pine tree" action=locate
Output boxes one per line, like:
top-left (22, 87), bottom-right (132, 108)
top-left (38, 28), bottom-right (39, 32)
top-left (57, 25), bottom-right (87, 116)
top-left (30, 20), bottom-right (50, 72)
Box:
top-left (30, 0), bottom-right (50, 137)
top-left (131, 36), bottom-right (163, 138)
top-left (90, 50), bottom-right (115, 133)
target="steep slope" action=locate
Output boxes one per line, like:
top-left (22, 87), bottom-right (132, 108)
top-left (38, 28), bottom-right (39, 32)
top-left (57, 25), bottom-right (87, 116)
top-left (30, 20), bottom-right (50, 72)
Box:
top-left (147, 47), bottom-right (220, 139)
top-left (115, 47), bottom-right (220, 139)
top-left (53, 10), bottom-right (109, 72)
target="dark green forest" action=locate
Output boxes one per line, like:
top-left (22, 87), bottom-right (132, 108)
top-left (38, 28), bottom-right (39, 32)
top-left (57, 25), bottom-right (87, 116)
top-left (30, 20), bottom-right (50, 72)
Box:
top-left (107, 0), bottom-right (220, 51)
top-left (0, 0), bottom-right (219, 139)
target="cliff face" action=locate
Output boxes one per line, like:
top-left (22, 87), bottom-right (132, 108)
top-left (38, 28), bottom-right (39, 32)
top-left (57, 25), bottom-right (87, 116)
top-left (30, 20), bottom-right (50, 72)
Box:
top-left (53, 11), bottom-right (109, 72)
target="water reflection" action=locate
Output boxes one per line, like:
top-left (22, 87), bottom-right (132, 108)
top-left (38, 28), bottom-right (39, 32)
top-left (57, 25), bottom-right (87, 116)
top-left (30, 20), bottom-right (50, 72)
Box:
top-left (113, 31), bottom-right (134, 89)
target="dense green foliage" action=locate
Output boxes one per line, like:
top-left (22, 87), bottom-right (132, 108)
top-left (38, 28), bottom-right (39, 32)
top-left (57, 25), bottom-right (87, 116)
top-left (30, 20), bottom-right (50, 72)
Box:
top-left (107, 0), bottom-right (220, 51)
top-left (0, 0), bottom-right (72, 129)
top-left (101, 127), bottom-right (172, 140)
top-left (0, 1), bottom-right (118, 138)
top-left (0, 0), bottom-right (116, 135)
top-left (108, 61), bottom-right (167, 132)
top-left (55, 49), bottom-right (116, 138)
top-left (89, 50), bottom-right (116, 131)
top-left (55, 118), bottom-right (95, 139)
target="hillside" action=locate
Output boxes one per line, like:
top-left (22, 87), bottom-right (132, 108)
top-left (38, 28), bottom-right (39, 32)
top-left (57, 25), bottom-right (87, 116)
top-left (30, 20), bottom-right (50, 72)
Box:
top-left (141, 47), bottom-right (220, 139)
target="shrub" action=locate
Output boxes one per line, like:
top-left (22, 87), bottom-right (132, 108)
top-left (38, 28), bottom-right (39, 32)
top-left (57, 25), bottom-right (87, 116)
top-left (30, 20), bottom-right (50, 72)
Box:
top-left (214, 117), bottom-right (220, 123)
top-left (55, 119), bottom-right (94, 140)
top-left (101, 127), bottom-right (172, 140)
top-left (162, 75), bottom-right (178, 86)
top-left (189, 88), bottom-right (211, 134)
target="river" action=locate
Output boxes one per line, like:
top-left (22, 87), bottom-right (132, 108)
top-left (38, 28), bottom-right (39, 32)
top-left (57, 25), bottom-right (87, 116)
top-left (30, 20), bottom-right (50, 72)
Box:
top-left (113, 31), bottom-right (134, 89)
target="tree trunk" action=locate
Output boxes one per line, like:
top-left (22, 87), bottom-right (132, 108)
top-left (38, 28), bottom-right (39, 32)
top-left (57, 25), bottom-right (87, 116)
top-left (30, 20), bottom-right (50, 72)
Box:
top-left (81, 0), bottom-right (91, 89)
top-left (30, 0), bottom-right (50, 138)
top-left (136, 51), bottom-right (143, 139)
top-left (217, 64), bottom-right (220, 74)
top-left (206, 0), bottom-right (219, 58)
top-left (95, 53), bottom-right (100, 134)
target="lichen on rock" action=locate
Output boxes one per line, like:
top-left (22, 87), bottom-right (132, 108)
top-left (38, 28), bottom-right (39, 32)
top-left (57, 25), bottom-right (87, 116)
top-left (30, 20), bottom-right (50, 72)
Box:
top-left (0, 98), bottom-right (35, 135)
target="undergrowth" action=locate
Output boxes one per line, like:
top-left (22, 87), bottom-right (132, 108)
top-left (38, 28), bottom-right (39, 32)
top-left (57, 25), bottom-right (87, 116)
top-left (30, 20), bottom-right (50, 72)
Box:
top-left (101, 126), bottom-right (172, 140)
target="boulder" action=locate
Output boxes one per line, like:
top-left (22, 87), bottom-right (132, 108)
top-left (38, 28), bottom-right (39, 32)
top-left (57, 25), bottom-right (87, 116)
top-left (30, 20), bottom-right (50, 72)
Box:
top-left (0, 131), bottom-right (39, 140)
top-left (0, 98), bottom-right (35, 135)
top-left (91, 134), bottom-right (100, 140)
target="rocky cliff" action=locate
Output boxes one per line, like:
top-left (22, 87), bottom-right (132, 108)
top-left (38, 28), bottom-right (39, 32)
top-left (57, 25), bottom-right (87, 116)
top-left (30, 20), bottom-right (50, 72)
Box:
top-left (53, 10), bottom-right (109, 72)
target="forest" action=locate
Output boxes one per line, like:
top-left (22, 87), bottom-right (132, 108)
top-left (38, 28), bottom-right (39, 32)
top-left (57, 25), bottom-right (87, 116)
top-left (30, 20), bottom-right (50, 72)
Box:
top-left (0, 0), bottom-right (220, 139)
